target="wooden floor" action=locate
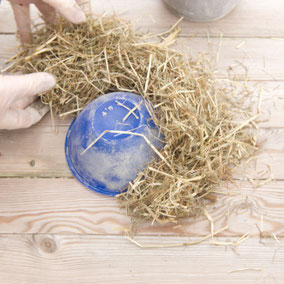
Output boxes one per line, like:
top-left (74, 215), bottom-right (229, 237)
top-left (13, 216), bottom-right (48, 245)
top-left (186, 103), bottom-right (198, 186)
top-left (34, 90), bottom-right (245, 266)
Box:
top-left (0, 0), bottom-right (284, 283)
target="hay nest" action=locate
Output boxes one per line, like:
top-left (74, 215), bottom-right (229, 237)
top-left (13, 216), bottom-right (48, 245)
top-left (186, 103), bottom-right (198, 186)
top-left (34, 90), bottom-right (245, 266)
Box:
top-left (4, 16), bottom-right (258, 225)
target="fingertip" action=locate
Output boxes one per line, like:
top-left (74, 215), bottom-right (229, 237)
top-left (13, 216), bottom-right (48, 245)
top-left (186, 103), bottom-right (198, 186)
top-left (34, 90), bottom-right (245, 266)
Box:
top-left (62, 9), bottom-right (86, 24)
top-left (20, 72), bottom-right (56, 97)
top-left (43, 0), bottom-right (87, 24)
top-left (42, 72), bottom-right (57, 90)
top-left (31, 72), bottom-right (56, 92)
top-left (71, 10), bottom-right (86, 23)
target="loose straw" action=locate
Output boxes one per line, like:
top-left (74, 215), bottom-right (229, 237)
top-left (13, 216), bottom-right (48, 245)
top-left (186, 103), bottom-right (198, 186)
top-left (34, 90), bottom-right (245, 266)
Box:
top-left (3, 16), bottom-right (259, 226)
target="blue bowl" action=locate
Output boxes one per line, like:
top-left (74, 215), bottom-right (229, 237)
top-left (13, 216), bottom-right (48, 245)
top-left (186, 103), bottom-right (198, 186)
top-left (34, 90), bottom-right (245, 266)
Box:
top-left (65, 92), bottom-right (163, 196)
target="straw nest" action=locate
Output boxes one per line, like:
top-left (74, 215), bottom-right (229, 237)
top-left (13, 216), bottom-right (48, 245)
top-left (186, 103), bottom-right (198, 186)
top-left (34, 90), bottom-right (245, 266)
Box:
top-left (4, 17), bottom-right (258, 225)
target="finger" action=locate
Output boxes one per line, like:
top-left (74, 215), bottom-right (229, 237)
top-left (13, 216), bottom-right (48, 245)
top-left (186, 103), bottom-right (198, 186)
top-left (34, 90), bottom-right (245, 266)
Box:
top-left (10, 2), bottom-right (32, 43)
top-left (13, 95), bottom-right (37, 109)
top-left (0, 104), bottom-right (49, 130)
top-left (34, 1), bottom-right (57, 25)
top-left (0, 73), bottom-right (56, 107)
top-left (43, 0), bottom-right (86, 23)
top-left (76, 0), bottom-right (90, 14)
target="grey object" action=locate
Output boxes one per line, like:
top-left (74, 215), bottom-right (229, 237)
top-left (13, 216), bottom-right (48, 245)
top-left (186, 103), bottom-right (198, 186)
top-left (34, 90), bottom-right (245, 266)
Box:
top-left (29, 99), bottom-right (49, 117)
top-left (163, 0), bottom-right (240, 22)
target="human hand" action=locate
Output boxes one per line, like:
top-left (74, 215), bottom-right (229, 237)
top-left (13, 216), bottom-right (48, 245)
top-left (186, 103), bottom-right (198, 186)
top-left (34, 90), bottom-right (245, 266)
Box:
top-left (0, 73), bottom-right (56, 130)
top-left (9, 0), bottom-right (88, 43)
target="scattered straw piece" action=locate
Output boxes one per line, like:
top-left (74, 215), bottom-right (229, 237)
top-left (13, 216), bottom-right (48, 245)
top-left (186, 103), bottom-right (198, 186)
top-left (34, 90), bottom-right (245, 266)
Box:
top-left (216, 32), bottom-right (223, 63)
top-left (144, 53), bottom-right (153, 94)
top-left (126, 226), bottom-right (228, 248)
top-left (236, 41), bottom-right (246, 49)
top-left (211, 232), bottom-right (250, 247)
top-left (272, 233), bottom-right (280, 245)
top-left (201, 208), bottom-right (214, 238)
top-left (228, 268), bottom-right (263, 274)
top-left (123, 100), bottom-right (142, 122)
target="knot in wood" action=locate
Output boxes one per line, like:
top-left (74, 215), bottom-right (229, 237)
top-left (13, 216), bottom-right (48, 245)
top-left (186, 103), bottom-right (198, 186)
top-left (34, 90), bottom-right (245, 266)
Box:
top-left (39, 237), bottom-right (57, 253)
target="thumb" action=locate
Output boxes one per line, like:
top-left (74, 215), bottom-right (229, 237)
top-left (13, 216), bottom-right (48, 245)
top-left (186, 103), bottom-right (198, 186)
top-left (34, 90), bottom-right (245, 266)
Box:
top-left (0, 72), bottom-right (56, 107)
top-left (43, 0), bottom-right (86, 23)
top-left (0, 103), bottom-right (49, 130)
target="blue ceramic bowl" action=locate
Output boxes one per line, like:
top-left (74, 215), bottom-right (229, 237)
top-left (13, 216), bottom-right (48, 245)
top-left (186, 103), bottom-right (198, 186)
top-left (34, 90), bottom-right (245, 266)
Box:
top-left (65, 92), bottom-right (163, 196)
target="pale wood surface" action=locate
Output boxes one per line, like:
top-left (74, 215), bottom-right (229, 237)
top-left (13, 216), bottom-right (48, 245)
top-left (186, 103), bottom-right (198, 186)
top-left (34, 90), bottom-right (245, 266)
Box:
top-left (0, 178), bottom-right (284, 237)
top-left (0, 234), bottom-right (283, 284)
top-left (1, 125), bottom-right (284, 179)
top-left (2, 34), bottom-right (284, 81)
top-left (1, 0), bottom-right (284, 37)
top-left (0, 0), bottom-right (284, 283)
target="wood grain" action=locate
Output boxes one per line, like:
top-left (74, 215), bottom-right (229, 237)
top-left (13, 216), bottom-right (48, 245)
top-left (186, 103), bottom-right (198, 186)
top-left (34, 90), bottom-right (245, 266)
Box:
top-left (0, 234), bottom-right (283, 284)
top-left (0, 125), bottom-right (283, 179)
top-left (0, 0), bottom-right (284, 282)
top-left (2, 34), bottom-right (284, 80)
top-left (0, 79), bottom-right (282, 128)
top-left (1, 0), bottom-right (284, 37)
top-left (0, 178), bottom-right (283, 237)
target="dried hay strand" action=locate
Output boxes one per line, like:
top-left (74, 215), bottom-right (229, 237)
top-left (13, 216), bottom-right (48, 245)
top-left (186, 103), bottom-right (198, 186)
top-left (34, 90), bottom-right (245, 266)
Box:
top-left (3, 16), bottom-right (258, 225)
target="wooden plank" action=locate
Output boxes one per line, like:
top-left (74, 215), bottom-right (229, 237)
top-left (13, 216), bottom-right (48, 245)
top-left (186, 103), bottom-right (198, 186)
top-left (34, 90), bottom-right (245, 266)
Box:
top-left (1, 34), bottom-right (284, 80)
top-left (0, 2), bottom-right (282, 283)
top-left (0, 178), bottom-right (283, 237)
top-left (1, 0), bottom-right (284, 37)
top-left (0, 125), bottom-right (283, 179)
top-left (29, 81), bottom-right (284, 129)
top-left (0, 234), bottom-right (282, 283)
top-left (0, 79), bottom-right (282, 129)
top-left (255, 82), bottom-right (284, 129)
